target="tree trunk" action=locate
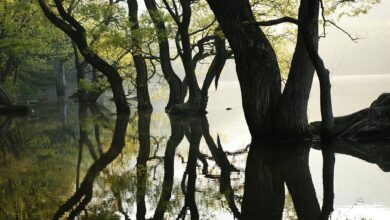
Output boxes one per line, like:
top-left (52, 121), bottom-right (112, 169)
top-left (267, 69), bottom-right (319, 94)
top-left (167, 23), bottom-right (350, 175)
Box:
top-left (179, 1), bottom-right (202, 110)
top-left (127, 0), bottom-right (153, 111)
top-left (56, 59), bottom-right (66, 97)
top-left (205, 0), bottom-right (281, 137)
top-left (144, 0), bottom-right (184, 111)
top-left (276, 0), bottom-right (318, 139)
top-left (200, 35), bottom-right (228, 112)
top-left (300, 0), bottom-right (334, 141)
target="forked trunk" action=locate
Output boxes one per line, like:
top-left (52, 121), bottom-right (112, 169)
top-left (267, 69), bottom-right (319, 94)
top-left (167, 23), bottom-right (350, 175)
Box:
top-left (128, 0), bottom-right (153, 111)
top-left (144, 0), bottom-right (184, 111)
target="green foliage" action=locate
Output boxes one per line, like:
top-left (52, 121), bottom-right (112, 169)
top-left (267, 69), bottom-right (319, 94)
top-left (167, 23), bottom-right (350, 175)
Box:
top-left (0, 0), bottom-right (73, 100)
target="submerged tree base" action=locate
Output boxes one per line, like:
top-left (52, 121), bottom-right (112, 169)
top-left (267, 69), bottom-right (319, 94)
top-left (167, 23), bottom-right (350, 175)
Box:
top-left (167, 103), bottom-right (207, 116)
top-left (311, 93), bottom-right (390, 141)
top-left (0, 105), bottom-right (30, 115)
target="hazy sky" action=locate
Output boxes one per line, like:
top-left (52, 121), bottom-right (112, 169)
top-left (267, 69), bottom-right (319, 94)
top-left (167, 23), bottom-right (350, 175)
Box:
top-left (321, 0), bottom-right (390, 76)
top-left (161, 1), bottom-right (390, 82)
top-left (214, 1), bottom-right (390, 82)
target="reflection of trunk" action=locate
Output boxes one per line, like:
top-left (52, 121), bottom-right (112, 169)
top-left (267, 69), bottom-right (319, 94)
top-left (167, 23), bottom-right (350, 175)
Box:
top-left (201, 118), bottom-right (240, 218)
top-left (56, 97), bottom-right (68, 128)
top-left (136, 110), bottom-right (152, 220)
top-left (242, 142), bottom-right (322, 220)
top-left (56, 59), bottom-right (66, 97)
top-left (144, 0), bottom-right (183, 111)
top-left (127, 0), bottom-right (153, 111)
top-left (79, 104), bottom-right (98, 161)
top-left (320, 144), bottom-right (335, 219)
top-left (241, 144), bottom-right (285, 220)
top-left (153, 117), bottom-right (185, 220)
top-left (283, 143), bottom-right (320, 220)
top-left (179, 119), bottom-right (202, 219)
top-left (54, 113), bottom-right (130, 219)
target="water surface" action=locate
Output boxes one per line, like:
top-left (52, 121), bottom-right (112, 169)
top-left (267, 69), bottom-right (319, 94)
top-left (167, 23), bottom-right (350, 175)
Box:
top-left (1, 75), bottom-right (389, 219)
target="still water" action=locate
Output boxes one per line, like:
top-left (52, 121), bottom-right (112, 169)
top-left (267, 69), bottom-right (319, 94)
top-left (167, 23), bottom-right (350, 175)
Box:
top-left (1, 74), bottom-right (389, 220)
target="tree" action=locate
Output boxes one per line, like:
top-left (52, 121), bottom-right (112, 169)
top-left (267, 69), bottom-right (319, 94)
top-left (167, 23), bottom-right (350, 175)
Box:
top-left (203, 0), bottom-right (380, 141)
top-left (127, 0), bottom-right (153, 110)
top-left (0, 1), bottom-right (70, 112)
top-left (144, 0), bottom-right (231, 114)
top-left (38, 0), bottom-right (130, 113)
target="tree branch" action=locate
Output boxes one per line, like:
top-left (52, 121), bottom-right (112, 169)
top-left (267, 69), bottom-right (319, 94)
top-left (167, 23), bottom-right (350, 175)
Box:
top-left (246, 16), bottom-right (299, 26)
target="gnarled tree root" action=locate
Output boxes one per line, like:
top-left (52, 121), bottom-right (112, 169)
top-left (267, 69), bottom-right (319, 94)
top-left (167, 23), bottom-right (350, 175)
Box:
top-left (311, 93), bottom-right (390, 141)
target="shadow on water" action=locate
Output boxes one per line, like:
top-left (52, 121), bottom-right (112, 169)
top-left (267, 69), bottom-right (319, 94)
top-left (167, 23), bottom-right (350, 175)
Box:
top-left (1, 104), bottom-right (390, 219)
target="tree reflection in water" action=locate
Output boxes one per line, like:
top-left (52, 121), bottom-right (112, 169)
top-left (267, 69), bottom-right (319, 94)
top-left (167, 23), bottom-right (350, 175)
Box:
top-left (2, 106), bottom-right (390, 220)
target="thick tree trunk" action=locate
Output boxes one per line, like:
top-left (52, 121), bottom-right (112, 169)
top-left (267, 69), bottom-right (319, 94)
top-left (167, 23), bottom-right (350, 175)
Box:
top-left (127, 0), bottom-right (153, 111)
top-left (144, 0), bottom-right (184, 111)
top-left (276, 0), bottom-right (318, 139)
top-left (164, 0), bottom-right (205, 115)
top-left (242, 142), bottom-right (321, 219)
top-left (205, 0), bottom-right (281, 137)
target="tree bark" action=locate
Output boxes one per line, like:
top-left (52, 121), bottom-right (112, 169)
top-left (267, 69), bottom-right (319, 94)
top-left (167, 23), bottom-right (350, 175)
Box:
top-left (127, 0), bottom-right (153, 111)
top-left (144, 0), bottom-right (184, 111)
top-left (205, 0), bottom-right (281, 137)
top-left (200, 35), bottom-right (228, 112)
top-left (300, 0), bottom-right (334, 141)
top-left (276, 0), bottom-right (318, 139)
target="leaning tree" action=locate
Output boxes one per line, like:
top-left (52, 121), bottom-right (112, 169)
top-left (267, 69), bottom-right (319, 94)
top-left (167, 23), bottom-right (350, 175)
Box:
top-left (205, 0), bottom-right (383, 141)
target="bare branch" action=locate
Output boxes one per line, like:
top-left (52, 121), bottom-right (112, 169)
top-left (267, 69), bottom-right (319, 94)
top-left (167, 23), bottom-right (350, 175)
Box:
top-left (246, 16), bottom-right (299, 26)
